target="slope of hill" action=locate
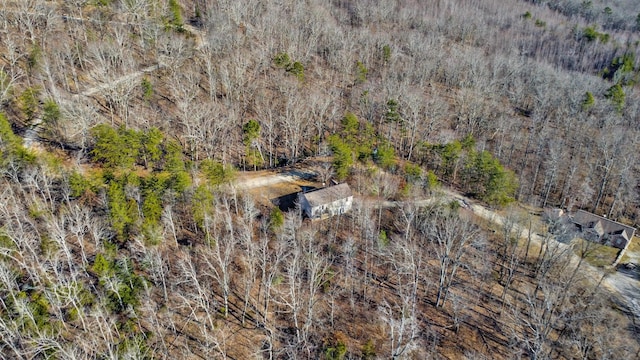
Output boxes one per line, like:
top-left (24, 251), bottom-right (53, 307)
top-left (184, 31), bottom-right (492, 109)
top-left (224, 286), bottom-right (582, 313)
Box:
top-left (1, 0), bottom-right (640, 358)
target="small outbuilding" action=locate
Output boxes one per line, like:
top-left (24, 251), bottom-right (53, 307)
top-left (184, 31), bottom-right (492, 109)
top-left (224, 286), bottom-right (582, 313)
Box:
top-left (298, 183), bottom-right (353, 220)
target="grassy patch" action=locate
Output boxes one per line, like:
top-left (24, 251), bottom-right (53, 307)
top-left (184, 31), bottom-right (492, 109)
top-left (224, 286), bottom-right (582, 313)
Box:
top-left (572, 238), bottom-right (619, 267)
top-left (619, 235), bottom-right (640, 264)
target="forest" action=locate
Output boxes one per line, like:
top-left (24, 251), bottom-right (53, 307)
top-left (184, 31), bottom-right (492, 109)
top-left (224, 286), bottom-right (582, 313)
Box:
top-left (1, 0), bottom-right (640, 358)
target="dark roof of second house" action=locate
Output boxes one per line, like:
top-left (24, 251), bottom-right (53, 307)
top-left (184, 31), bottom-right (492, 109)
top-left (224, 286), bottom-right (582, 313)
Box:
top-left (571, 210), bottom-right (636, 240)
top-left (302, 183), bottom-right (352, 207)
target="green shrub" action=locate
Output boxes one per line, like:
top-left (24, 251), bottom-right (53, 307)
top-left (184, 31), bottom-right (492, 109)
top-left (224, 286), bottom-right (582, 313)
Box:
top-left (404, 162), bottom-right (422, 183)
top-left (374, 142), bottom-right (395, 169)
top-left (603, 53), bottom-right (636, 84)
top-left (19, 87), bottom-right (40, 123)
top-left (107, 180), bottom-right (139, 242)
top-left (27, 291), bottom-right (52, 332)
top-left (582, 91), bottom-right (595, 111)
top-left (288, 61), bottom-right (305, 80)
top-left (163, 140), bottom-right (186, 171)
top-left (426, 170), bottom-right (440, 190)
top-left (273, 52), bottom-right (291, 68)
top-left (119, 127), bottom-right (142, 167)
top-left (385, 99), bottom-right (400, 124)
top-left (0, 230), bottom-right (16, 252)
top-left (141, 127), bottom-right (163, 169)
top-left (107, 259), bottom-right (146, 312)
top-left (605, 83), bottom-right (625, 113)
top-left (141, 77), bottom-right (153, 101)
top-left (382, 44), bottom-right (391, 63)
top-left (142, 192), bottom-right (162, 225)
top-left (91, 124), bottom-right (186, 173)
top-left (341, 112), bottom-right (360, 141)
top-left (465, 150), bottom-right (518, 206)
top-left (201, 159), bottom-right (235, 186)
top-left (269, 207), bottom-right (284, 231)
top-left (42, 99), bottom-right (61, 125)
top-left (192, 185), bottom-right (214, 229)
top-left (169, 170), bottom-right (191, 193)
top-left (583, 26), bottom-right (598, 41)
top-left (94, 253), bottom-right (147, 313)
top-left (91, 124), bottom-right (120, 167)
top-left (273, 53), bottom-right (304, 80)
top-left (378, 230), bottom-right (389, 247)
top-left (0, 112), bottom-right (24, 155)
top-left (168, 0), bottom-right (184, 30)
top-left (582, 26), bottom-right (608, 43)
top-left (438, 140), bottom-right (462, 178)
top-left (328, 135), bottom-right (354, 180)
top-left (92, 253), bottom-right (114, 277)
top-left (142, 221), bottom-right (163, 246)
top-left (361, 339), bottom-right (376, 359)
top-left (324, 342), bottom-right (346, 360)
top-left (324, 332), bottom-right (348, 360)
top-left (245, 147), bottom-right (264, 169)
top-left (356, 61), bottom-right (368, 82)
top-left (242, 119), bottom-right (261, 146)
top-left (0, 112), bottom-right (35, 168)
top-left (93, 0), bottom-right (113, 6)
top-left (90, 125), bottom-right (141, 169)
top-left (27, 45), bottom-right (41, 71)
top-left (67, 171), bottom-right (91, 197)
top-left (39, 234), bottom-right (58, 257)
top-left (116, 335), bottom-right (150, 358)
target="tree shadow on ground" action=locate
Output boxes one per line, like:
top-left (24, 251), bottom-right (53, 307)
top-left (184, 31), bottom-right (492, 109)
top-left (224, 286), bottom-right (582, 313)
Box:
top-left (271, 186), bottom-right (317, 212)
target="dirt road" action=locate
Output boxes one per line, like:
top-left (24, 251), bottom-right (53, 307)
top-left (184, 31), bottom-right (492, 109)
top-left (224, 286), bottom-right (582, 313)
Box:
top-left (234, 169), bottom-right (640, 320)
top-left (467, 200), bottom-right (640, 321)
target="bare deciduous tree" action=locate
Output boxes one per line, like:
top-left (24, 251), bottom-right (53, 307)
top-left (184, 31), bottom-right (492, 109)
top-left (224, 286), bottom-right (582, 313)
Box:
top-left (422, 210), bottom-right (483, 308)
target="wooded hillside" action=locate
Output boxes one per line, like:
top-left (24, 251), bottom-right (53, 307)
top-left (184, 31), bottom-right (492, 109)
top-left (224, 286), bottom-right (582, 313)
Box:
top-left (1, 0), bottom-right (639, 358)
top-left (2, 0), bottom-right (639, 220)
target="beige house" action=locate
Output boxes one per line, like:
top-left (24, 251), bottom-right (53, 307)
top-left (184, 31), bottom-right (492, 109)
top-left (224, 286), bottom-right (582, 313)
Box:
top-left (298, 183), bottom-right (353, 220)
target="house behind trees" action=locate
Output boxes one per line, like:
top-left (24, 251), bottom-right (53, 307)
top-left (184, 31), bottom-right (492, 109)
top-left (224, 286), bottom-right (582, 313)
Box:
top-left (570, 210), bottom-right (636, 249)
top-left (298, 183), bottom-right (353, 220)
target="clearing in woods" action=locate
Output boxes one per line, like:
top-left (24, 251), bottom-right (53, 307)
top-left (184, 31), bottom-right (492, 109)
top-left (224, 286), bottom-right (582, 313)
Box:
top-left (234, 167), bottom-right (321, 208)
top-left (235, 166), bottom-right (640, 324)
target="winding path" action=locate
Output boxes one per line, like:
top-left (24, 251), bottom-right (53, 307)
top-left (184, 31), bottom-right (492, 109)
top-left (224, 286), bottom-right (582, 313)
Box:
top-left (235, 169), bottom-right (640, 320)
top-left (8, 6), bottom-right (207, 148)
top-left (467, 201), bottom-right (640, 321)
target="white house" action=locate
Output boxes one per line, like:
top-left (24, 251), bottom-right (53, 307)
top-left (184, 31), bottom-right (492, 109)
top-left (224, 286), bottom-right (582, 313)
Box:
top-left (298, 183), bottom-right (353, 220)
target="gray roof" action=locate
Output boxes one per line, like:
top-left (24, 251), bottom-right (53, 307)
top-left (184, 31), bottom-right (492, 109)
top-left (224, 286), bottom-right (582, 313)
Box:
top-left (571, 210), bottom-right (635, 240)
top-left (302, 183), bottom-right (352, 207)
